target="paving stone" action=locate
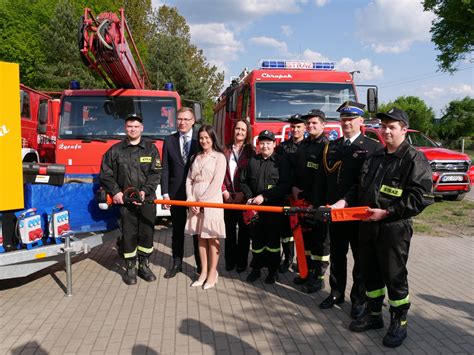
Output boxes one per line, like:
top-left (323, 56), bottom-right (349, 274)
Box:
top-left (0, 232), bottom-right (473, 354)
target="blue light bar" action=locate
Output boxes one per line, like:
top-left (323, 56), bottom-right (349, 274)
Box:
top-left (261, 60), bottom-right (285, 69)
top-left (260, 59), bottom-right (335, 71)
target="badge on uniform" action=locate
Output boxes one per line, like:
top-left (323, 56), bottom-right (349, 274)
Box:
top-left (155, 159), bottom-right (162, 169)
top-left (140, 157), bottom-right (152, 163)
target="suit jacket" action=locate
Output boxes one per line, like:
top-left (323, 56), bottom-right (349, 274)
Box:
top-left (161, 129), bottom-right (198, 200)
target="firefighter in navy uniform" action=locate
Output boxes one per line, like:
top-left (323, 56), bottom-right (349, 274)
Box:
top-left (319, 101), bottom-right (382, 319)
top-left (340, 108), bottom-right (434, 348)
top-left (275, 113), bottom-right (306, 273)
top-left (241, 130), bottom-right (290, 284)
top-left (291, 109), bottom-right (329, 293)
top-left (100, 114), bottom-right (162, 285)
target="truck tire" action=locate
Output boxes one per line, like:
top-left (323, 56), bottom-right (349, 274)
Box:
top-left (445, 193), bottom-right (466, 201)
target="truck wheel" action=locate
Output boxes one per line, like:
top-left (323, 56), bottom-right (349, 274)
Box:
top-left (445, 193), bottom-right (466, 201)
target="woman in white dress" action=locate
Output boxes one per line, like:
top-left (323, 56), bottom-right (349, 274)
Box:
top-left (185, 125), bottom-right (227, 289)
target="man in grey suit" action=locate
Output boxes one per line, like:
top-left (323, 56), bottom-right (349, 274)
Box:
top-left (161, 107), bottom-right (201, 278)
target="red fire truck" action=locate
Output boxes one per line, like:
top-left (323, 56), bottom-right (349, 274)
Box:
top-left (213, 59), bottom-right (377, 145)
top-left (20, 84), bottom-right (59, 163)
top-left (21, 8), bottom-right (201, 218)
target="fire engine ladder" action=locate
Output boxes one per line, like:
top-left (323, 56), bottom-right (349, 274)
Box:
top-left (79, 8), bottom-right (150, 89)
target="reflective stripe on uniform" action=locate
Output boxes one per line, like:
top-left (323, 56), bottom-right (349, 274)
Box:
top-left (266, 246), bottom-right (281, 253)
top-left (124, 248), bottom-right (137, 259)
top-left (366, 288), bottom-right (385, 298)
top-left (380, 184), bottom-right (403, 197)
top-left (138, 245), bottom-right (153, 254)
top-left (389, 295), bottom-right (410, 307)
top-left (311, 254), bottom-right (330, 261)
top-left (281, 236), bottom-right (294, 243)
top-left (401, 320), bottom-right (408, 326)
top-left (252, 246), bottom-right (265, 254)
top-left (370, 311), bottom-right (382, 316)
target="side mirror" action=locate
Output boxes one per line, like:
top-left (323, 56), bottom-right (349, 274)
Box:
top-left (367, 88), bottom-right (378, 113)
top-left (38, 102), bottom-right (48, 125)
top-left (182, 99), bottom-right (203, 124)
top-left (193, 102), bottom-right (202, 124)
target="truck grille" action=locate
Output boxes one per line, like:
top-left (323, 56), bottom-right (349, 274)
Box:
top-left (430, 160), bottom-right (469, 173)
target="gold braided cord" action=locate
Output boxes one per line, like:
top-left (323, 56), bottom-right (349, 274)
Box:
top-left (322, 142), bottom-right (342, 174)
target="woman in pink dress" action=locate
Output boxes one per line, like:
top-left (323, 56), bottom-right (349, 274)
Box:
top-left (185, 125), bottom-right (227, 289)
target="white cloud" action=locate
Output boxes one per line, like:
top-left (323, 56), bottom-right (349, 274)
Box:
top-left (301, 49), bottom-right (330, 62)
top-left (281, 25), bottom-right (293, 37)
top-left (167, 0), bottom-right (305, 24)
top-left (189, 23), bottom-right (243, 74)
top-left (355, 0), bottom-right (435, 53)
top-left (424, 86), bottom-right (445, 99)
top-left (250, 36), bottom-right (289, 54)
top-left (336, 58), bottom-right (383, 81)
top-left (450, 83), bottom-right (474, 96)
top-left (424, 83), bottom-right (474, 99)
top-left (314, 0), bottom-right (329, 7)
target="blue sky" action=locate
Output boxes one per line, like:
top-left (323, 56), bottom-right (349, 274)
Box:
top-left (153, 0), bottom-right (473, 116)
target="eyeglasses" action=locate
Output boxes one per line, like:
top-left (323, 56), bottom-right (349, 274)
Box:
top-left (177, 118), bottom-right (194, 122)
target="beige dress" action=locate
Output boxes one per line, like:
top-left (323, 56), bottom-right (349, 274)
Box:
top-left (184, 150), bottom-right (227, 238)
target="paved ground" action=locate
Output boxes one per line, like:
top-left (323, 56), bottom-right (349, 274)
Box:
top-left (0, 227), bottom-right (473, 355)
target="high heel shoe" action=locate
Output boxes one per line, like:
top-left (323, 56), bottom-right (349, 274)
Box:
top-left (203, 272), bottom-right (218, 290)
top-left (191, 277), bottom-right (207, 287)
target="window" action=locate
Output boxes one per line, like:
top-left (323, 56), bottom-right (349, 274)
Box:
top-left (20, 90), bottom-right (31, 119)
top-left (59, 96), bottom-right (177, 139)
top-left (255, 82), bottom-right (356, 121)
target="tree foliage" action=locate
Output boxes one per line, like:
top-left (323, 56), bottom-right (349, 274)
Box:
top-left (146, 6), bottom-right (224, 122)
top-left (378, 96), bottom-right (435, 134)
top-left (0, 1), bottom-right (223, 122)
top-left (435, 97), bottom-right (474, 141)
top-left (38, 0), bottom-right (103, 90)
top-left (423, 0), bottom-right (474, 72)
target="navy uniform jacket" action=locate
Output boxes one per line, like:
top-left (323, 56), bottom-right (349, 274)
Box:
top-left (240, 153), bottom-right (290, 206)
top-left (323, 134), bottom-right (381, 205)
top-left (100, 138), bottom-right (162, 200)
top-left (293, 135), bottom-right (328, 203)
top-left (346, 140), bottom-right (434, 221)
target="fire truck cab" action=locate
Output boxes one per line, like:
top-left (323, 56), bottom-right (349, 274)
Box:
top-left (20, 84), bottom-right (59, 163)
top-left (214, 59), bottom-right (376, 145)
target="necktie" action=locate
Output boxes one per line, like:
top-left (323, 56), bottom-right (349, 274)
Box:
top-left (344, 139), bottom-right (351, 147)
top-left (182, 135), bottom-right (190, 163)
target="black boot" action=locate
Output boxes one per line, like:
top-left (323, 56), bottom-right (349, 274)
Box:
top-left (264, 269), bottom-right (279, 284)
top-left (383, 308), bottom-right (408, 348)
top-left (302, 274), bottom-right (324, 293)
top-left (349, 297), bottom-right (384, 332)
top-left (164, 258), bottom-right (182, 278)
top-left (138, 255), bottom-right (156, 282)
top-left (123, 258), bottom-right (137, 285)
top-left (246, 268), bottom-right (261, 282)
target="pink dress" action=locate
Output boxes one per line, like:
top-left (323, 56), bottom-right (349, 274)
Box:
top-left (184, 151), bottom-right (227, 238)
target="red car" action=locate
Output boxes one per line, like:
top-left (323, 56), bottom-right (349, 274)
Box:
top-left (364, 126), bottom-right (473, 201)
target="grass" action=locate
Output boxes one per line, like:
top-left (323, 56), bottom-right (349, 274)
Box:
top-left (413, 199), bottom-right (474, 237)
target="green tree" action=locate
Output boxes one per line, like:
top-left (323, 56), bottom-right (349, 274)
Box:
top-left (436, 97), bottom-right (474, 143)
top-left (378, 96), bottom-right (435, 134)
top-left (423, 0), bottom-right (474, 72)
top-left (38, 0), bottom-right (103, 90)
top-left (0, 0), bottom-right (54, 87)
top-left (146, 6), bottom-right (224, 123)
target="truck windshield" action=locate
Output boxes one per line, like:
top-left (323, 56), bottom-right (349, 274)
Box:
top-left (59, 96), bottom-right (177, 139)
top-left (407, 131), bottom-right (437, 147)
top-left (255, 82), bottom-right (356, 120)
